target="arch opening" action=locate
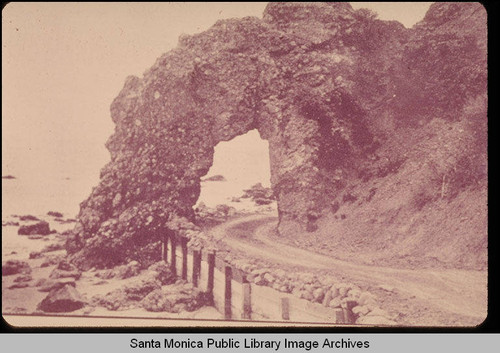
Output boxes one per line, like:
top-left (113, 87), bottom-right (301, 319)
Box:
top-left (195, 129), bottom-right (276, 218)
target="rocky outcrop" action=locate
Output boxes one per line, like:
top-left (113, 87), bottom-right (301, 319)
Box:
top-left (68, 3), bottom-right (487, 270)
top-left (91, 276), bottom-right (161, 311)
top-left (47, 211), bottom-right (64, 218)
top-left (202, 175), bottom-right (226, 182)
top-left (95, 260), bottom-right (142, 280)
top-left (141, 283), bottom-right (209, 313)
top-left (2, 260), bottom-right (31, 276)
top-left (49, 260), bottom-right (82, 280)
top-left (241, 183), bottom-right (275, 205)
top-left (18, 221), bottom-right (51, 235)
top-left (2, 221), bottom-right (19, 226)
top-left (36, 278), bottom-right (76, 292)
top-left (37, 284), bottom-right (85, 312)
top-left (19, 215), bottom-right (40, 221)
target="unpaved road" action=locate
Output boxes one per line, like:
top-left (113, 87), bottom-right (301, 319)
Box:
top-left (207, 214), bottom-right (488, 326)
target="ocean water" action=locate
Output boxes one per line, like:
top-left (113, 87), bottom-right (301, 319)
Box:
top-left (2, 176), bottom-right (268, 220)
top-left (2, 128), bottom-right (274, 259)
top-left (2, 130), bottom-right (272, 217)
top-left (2, 176), bottom-right (92, 219)
top-left (2, 175), bottom-right (273, 259)
top-left (2, 175), bottom-right (88, 260)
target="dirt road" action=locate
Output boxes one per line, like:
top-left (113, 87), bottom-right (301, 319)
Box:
top-left (207, 214), bottom-right (488, 326)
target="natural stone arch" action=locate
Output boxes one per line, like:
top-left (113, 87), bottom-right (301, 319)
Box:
top-left (69, 8), bottom-right (361, 268)
top-left (67, 2), bottom-right (487, 269)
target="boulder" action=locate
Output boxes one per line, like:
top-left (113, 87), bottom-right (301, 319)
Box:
top-left (55, 218), bottom-right (77, 224)
top-left (148, 261), bottom-right (177, 285)
top-left (49, 261), bottom-right (81, 280)
top-left (263, 273), bottom-right (275, 284)
top-left (95, 269), bottom-right (115, 280)
top-left (202, 175), bottom-right (226, 182)
top-left (114, 260), bottom-right (141, 279)
top-left (141, 283), bottom-right (209, 313)
top-left (312, 287), bottom-right (325, 303)
top-left (40, 255), bottom-right (65, 268)
top-left (329, 284), bottom-right (339, 299)
top-left (2, 221), bottom-right (19, 226)
top-left (338, 284), bottom-right (351, 297)
top-left (254, 198), bottom-right (273, 205)
top-left (92, 291), bottom-right (129, 311)
top-left (92, 277), bottom-right (161, 311)
top-left (2, 260), bottom-right (31, 276)
top-left (123, 277), bottom-right (161, 301)
top-left (55, 260), bottom-right (78, 272)
top-left (37, 278), bottom-right (76, 292)
top-left (19, 215), bottom-right (40, 221)
top-left (47, 211), bottom-right (64, 218)
top-left (18, 221), bottom-right (50, 235)
top-left (253, 275), bottom-right (267, 286)
top-left (215, 204), bottom-right (233, 216)
top-left (300, 290), bottom-right (314, 301)
top-left (8, 283), bottom-right (29, 289)
top-left (322, 289), bottom-right (333, 306)
top-left (37, 284), bottom-right (85, 312)
top-left (328, 297), bottom-right (342, 308)
top-left (49, 269), bottom-right (81, 280)
top-left (347, 288), bottom-right (362, 300)
top-left (41, 243), bottom-right (65, 253)
top-left (29, 251), bottom-right (44, 259)
top-left (241, 183), bottom-right (275, 205)
top-left (358, 291), bottom-right (376, 306)
top-left (352, 305), bottom-right (370, 316)
top-left (279, 285), bottom-right (291, 293)
top-left (14, 274), bottom-right (33, 283)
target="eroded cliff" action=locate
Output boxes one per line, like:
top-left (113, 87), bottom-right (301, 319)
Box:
top-left (68, 3), bottom-right (487, 270)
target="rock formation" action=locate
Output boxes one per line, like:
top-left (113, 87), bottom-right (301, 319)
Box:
top-left (18, 220), bottom-right (51, 235)
top-left (68, 3), bottom-right (487, 270)
top-left (37, 284), bottom-right (86, 313)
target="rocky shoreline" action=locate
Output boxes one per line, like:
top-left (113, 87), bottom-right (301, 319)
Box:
top-left (2, 213), bottom-right (219, 320)
top-left (2, 207), bottom-right (394, 325)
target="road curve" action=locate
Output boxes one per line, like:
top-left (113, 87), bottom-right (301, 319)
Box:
top-left (207, 214), bottom-right (487, 324)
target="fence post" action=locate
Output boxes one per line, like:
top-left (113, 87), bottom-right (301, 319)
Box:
top-left (342, 300), bottom-right (357, 324)
top-left (181, 237), bottom-right (188, 280)
top-left (207, 251), bottom-right (215, 297)
top-left (170, 234), bottom-right (177, 275)
top-left (281, 297), bottom-right (290, 320)
top-left (162, 233), bottom-right (168, 262)
top-left (335, 308), bottom-right (346, 324)
top-left (242, 282), bottom-right (252, 320)
top-left (192, 249), bottom-right (201, 287)
top-left (224, 265), bottom-right (232, 320)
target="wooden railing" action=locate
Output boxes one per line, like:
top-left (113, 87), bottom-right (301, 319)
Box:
top-left (162, 232), bottom-right (355, 324)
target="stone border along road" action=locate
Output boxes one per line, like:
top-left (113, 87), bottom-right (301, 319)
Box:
top-left (206, 214), bottom-right (487, 325)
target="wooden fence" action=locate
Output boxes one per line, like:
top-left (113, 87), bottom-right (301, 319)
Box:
top-left (162, 232), bottom-right (354, 324)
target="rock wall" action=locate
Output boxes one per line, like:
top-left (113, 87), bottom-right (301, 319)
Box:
top-left (68, 2), bottom-right (487, 269)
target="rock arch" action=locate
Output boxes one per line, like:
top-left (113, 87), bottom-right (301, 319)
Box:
top-left (67, 2), bottom-right (487, 269)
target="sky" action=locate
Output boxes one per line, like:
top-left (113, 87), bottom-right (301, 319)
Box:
top-left (2, 2), bottom-right (433, 202)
